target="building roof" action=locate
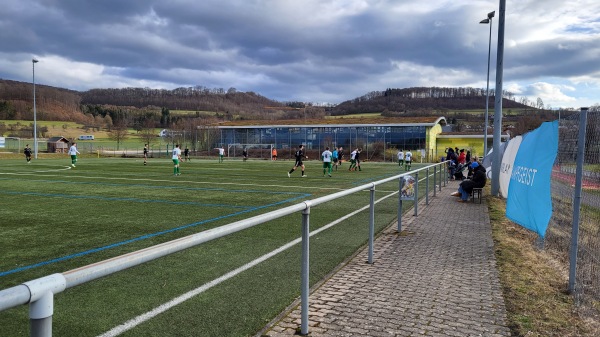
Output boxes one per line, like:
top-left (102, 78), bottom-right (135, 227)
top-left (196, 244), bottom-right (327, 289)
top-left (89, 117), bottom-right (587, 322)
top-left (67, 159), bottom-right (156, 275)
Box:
top-left (437, 130), bottom-right (510, 139)
top-left (217, 116), bottom-right (446, 128)
top-left (47, 136), bottom-right (69, 142)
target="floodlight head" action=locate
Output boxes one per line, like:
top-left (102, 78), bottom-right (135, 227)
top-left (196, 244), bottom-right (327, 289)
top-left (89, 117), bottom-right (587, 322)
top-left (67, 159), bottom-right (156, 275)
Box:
top-left (480, 18), bottom-right (490, 24)
top-left (32, 58), bottom-right (39, 63)
top-left (488, 11), bottom-right (495, 19)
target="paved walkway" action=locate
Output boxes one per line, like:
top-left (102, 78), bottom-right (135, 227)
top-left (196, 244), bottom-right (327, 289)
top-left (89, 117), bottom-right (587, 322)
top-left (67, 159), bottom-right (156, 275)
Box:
top-left (260, 180), bottom-right (511, 337)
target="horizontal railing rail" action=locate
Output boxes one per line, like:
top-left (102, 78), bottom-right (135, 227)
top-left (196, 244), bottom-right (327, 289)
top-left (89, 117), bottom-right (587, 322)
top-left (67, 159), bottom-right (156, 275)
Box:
top-left (0, 161), bottom-right (449, 337)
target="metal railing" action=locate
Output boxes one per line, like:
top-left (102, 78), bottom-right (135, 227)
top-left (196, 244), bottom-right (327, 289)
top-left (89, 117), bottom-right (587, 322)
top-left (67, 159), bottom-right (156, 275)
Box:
top-left (0, 161), bottom-right (449, 337)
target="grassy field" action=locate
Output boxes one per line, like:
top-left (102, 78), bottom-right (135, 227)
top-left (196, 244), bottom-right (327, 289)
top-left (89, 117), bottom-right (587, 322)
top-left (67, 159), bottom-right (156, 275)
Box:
top-left (1, 120), bottom-right (168, 152)
top-left (170, 110), bottom-right (218, 116)
top-left (0, 120), bottom-right (82, 128)
top-left (325, 112), bottom-right (382, 118)
top-left (1, 134), bottom-right (175, 155)
top-left (0, 157), bottom-right (420, 336)
top-left (0, 120), bottom-right (109, 140)
top-left (488, 195), bottom-right (600, 336)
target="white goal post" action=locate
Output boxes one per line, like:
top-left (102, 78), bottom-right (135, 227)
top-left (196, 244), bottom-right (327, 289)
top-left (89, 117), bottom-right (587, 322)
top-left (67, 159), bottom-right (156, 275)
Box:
top-left (227, 143), bottom-right (274, 159)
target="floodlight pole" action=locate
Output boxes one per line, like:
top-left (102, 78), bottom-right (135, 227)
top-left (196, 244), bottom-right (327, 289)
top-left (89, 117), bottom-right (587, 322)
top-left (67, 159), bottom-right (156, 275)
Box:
top-left (303, 104), bottom-right (307, 146)
top-left (480, 11), bottom-right (495, 158)
top-left (491, 0), bottom-right (506, 196)
top-left (33, 58), bottom-right (39, 159)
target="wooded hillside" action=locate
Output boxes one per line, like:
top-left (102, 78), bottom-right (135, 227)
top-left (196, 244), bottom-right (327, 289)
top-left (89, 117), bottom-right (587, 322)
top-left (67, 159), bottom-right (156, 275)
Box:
top-left (1, 79), bottom-right (542, 129)
top-left (330, 87), bottom-right (530, 115)
top-left (0, 79), bottom-right (291, 123)
top-left (81, 87), bottom-right (283, 115)
top-left (0, 79), bottom-right (83, 121)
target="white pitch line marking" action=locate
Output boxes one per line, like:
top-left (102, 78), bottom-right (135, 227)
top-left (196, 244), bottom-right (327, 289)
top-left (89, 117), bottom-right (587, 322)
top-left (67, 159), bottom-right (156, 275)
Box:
top-left (7, 172), bottom-right (347, 191)
top-left (0, 166), bottom-right (72, 174)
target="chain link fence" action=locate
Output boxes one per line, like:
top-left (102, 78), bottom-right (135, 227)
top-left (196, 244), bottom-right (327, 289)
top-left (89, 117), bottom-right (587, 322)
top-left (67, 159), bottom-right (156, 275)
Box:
top-left (546, 108), bottom-right (600, 314)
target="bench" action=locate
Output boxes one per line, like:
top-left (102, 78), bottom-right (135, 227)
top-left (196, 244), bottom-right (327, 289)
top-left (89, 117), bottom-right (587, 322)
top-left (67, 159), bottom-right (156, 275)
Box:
top-left (471, 188), bottom-right (483, 203)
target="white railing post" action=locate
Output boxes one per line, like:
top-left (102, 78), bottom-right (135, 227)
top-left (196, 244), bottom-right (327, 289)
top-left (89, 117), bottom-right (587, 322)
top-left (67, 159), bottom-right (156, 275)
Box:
top-left (433, 165), bottom-right (437, 197)
top-left (445, 163), bottom-right (449, 186)
top-left (414, 172), bottom-right (419, 216)
top-left (439, 163), bottom-right (443, 191)
top-left (368, 184), bottom-right (375, 264)
top-left (30, 292), bottom-right (53, 337)
top-left (24, 274), bottom-right (66, 337)
top-left (300, 204), bottom-right (311, 335)
top-left (425, 168), bottom-right (430, 205)
top-left (397, 176), bottom-right (403, 232)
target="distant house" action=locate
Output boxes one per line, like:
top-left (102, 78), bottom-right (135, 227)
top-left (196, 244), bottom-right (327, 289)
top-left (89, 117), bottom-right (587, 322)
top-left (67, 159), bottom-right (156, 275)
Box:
top-left (47, 137), bottom-right (70, 153)
top-left (159, 129), bottom-right (183, 137)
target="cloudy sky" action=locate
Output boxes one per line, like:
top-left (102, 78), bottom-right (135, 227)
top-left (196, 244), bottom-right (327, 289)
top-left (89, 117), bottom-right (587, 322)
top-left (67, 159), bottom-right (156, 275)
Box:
top-left (1, 0), bottom-right (599, 108)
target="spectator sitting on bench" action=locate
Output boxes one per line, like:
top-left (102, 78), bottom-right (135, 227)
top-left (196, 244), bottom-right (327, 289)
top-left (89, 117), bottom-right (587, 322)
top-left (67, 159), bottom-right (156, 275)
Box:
top-left (451, 161), bottom-right (487, 202)
top-left (453, 162), bottom-right (467, 180)
top-left (466, 155), bottom-right (479, 179)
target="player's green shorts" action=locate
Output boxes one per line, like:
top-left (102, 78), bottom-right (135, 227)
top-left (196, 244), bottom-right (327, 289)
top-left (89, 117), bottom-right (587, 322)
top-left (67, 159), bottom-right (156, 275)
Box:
top-left (323, 162), bottom-right (332, 169)
top-left (172, 159), bottom-right (179, 165)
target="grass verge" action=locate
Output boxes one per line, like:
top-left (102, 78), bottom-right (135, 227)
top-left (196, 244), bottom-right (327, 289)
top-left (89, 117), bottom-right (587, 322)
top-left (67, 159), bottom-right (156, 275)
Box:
top-left (488, 194), bottom-right (600, 337)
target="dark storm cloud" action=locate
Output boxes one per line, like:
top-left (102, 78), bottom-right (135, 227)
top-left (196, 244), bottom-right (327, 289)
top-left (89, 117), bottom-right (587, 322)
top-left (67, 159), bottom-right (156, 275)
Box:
top-left (505, 37), bottom-right (600, 79)
top-left (1, 0), bottom-right (154, 66)
top-left (1, 0), bottom-right (599, 106)
top-left (42, 0), bottom-right (149, 21)
top-left (3, 0), bottom-right (484, 91)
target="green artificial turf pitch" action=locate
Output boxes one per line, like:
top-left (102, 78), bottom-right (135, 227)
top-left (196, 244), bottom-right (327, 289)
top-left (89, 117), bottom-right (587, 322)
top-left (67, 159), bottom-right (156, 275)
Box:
top-left (0, 157), bottom-right (428, 336)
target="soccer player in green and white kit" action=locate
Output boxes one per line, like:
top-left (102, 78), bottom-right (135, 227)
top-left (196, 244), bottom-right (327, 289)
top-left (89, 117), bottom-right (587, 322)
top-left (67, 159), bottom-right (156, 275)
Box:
top-left (172, 144), bottom-right (182, 175)
top-left (322, 147), bottom-right (333, 177)
top-left (215, 147), bottom-right (225, 163)
top-left (68, 142), bottom-right (80, 167)
top-left (348, 148), bottom-right (357, 171)
top-left (397, 149), bottom-right (404, 167)
top-left (405, 149), bottom-right (413, 171)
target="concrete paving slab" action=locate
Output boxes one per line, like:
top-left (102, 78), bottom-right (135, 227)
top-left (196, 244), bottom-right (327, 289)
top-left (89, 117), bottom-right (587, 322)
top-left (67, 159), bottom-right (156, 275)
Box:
top-left (260, 180), bottom-right (510, 337)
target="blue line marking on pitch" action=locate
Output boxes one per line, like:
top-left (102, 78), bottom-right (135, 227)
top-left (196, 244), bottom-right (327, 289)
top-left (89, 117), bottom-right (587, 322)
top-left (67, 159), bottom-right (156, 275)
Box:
top-left (0, 190), bottom-right (252, 208)
top-left (0, 193), bottom-right (310, 277)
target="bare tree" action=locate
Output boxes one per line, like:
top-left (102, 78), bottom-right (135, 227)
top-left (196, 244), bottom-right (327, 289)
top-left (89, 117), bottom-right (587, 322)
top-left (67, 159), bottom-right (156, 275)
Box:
top-left (536, 97), bottom-right (545, 109)
top-left (104, 115), bottom-right (113, 129)
top-left (139, 120), bottom-right (157, 148)
top-left (108, 122), bottom-right (129, 150)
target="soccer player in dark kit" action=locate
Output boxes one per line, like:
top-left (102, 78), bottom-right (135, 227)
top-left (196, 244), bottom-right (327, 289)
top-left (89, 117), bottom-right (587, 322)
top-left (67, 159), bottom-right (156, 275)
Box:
top-left (288, 144), bottom-right (308, 177)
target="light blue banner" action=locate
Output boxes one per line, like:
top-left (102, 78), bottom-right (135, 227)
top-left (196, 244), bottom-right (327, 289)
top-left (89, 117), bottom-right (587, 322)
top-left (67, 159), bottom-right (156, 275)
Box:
top-left (506, 121), bottom-right (559, 238)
